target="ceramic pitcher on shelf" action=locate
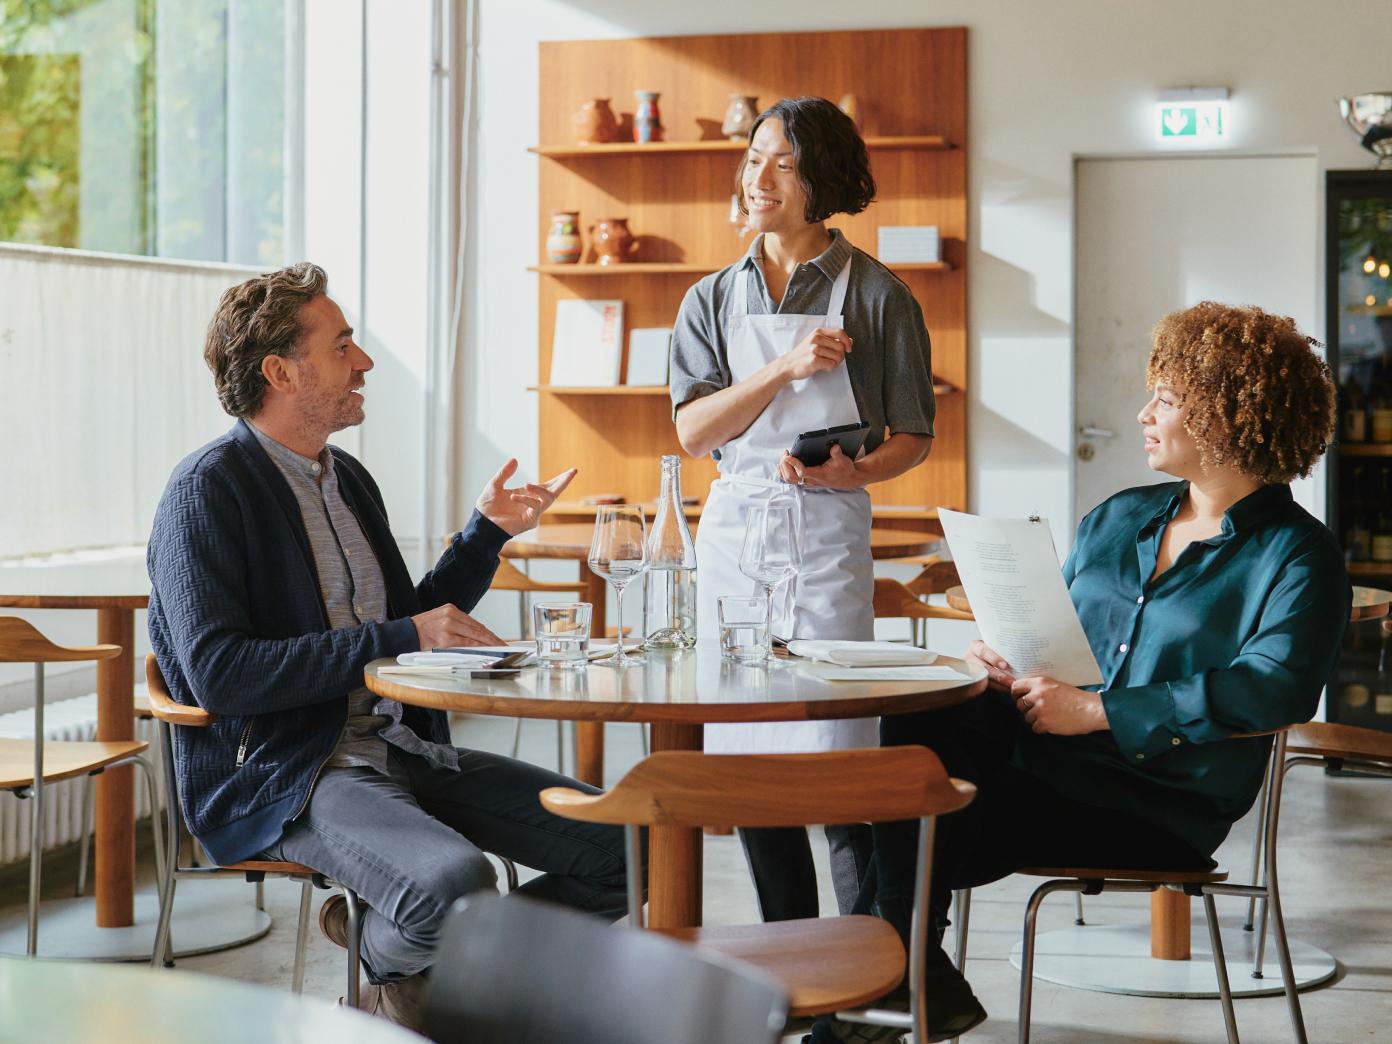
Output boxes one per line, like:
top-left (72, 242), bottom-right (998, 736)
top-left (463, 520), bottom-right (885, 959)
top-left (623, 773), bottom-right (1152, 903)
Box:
top-left (722, 94), bottom-right (758, 141)
top-left (572, 98), bottom-right (619, 144)
top-left (633, 91), bottom-right (664, 144)
top-left (590, 218), bottom-right (639, 265)
top-left (545, 211), bottom-right (582, 264)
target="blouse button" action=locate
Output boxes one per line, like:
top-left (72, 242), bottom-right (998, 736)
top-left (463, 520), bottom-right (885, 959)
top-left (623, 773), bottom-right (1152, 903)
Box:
top-left (1135, 753), bottom-right (1145, 760)
top-left (1136, 595), bottom-right (1145, 605)
top-left (1172, 737), bottom-right (1182, 746)
top-left (1118, 642), bottom-right (1129, 653)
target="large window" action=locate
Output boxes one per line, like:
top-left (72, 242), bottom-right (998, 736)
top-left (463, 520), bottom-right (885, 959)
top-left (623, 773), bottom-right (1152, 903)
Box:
top-left (0, 0), bottom-right (286, 266)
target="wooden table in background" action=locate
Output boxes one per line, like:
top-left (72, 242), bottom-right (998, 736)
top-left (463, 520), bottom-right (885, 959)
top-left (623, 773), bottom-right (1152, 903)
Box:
top-left (0, 582), bottom-right (145, 929)
top-left (502, 524), bottom-right (942, 786)
top-left (367, 643), bottom-right (986, 929)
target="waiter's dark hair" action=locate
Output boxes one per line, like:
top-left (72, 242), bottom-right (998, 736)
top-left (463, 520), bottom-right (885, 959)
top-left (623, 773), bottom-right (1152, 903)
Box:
top-left (735, 96), bottom-right (876, 223)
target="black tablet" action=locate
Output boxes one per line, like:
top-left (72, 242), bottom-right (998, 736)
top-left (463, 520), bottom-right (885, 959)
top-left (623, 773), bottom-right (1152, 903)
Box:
top-left (789, 420), bottom-right (871, 468)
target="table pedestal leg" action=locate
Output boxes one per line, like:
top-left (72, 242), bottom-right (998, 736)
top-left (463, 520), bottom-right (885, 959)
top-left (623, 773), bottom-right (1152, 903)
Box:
top-left (95, 609), bottom-right (135, 928)
top-left (571, 570), bottom-right (609, 787)
top-left (646, 722), bottom-right (703, 930)
top-left (1151, 888), bottom-right (1191, 959)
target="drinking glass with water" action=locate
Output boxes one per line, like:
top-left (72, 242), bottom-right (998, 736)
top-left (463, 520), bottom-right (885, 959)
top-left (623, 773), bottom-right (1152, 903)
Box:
top-left (533, 602), bottom-right (592, 668)
top-left (719, 594), bottom-right (770, 663)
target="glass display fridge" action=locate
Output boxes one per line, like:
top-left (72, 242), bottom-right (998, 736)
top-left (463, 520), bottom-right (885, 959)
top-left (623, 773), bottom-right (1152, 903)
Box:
top-left (1327, 169), bottom-right (1392, 732)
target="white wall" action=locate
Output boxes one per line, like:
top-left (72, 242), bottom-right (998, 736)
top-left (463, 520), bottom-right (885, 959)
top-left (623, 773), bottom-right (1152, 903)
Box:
top-left (463, 0), bottom-right (1385, 554)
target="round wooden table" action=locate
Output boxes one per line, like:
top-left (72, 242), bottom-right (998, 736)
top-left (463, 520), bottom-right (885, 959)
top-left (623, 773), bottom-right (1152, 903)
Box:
top-left (501, 524), bottom-right (944, 786)
top-left (0, 956), bottom-right (421, 1043)
top-left (366, 642), bottom-right (986, 929)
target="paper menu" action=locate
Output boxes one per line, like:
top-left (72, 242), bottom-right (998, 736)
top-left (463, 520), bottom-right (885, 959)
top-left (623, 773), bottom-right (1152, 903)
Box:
top-left (938, 509), bottom-right (1103, 687)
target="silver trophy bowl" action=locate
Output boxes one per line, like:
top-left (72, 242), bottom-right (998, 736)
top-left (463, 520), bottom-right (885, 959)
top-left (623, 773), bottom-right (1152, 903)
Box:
top-left (1339, 92), bottom-right (1392, 168)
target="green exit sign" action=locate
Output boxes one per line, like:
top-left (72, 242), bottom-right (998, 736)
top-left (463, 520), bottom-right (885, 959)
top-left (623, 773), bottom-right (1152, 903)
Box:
top-left (1157, 100), bottom-right (1228, 140)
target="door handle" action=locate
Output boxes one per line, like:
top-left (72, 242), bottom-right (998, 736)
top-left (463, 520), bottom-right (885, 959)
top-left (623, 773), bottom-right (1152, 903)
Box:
top-left (1078, 425), bottom-right (1115, 440)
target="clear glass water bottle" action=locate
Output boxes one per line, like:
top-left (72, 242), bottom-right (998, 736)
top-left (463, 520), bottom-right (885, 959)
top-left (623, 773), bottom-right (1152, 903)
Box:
top-left (643, 455), bottom-right (697, 648)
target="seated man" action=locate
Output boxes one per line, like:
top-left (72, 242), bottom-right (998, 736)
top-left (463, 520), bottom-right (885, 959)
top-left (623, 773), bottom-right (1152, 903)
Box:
top-left (147, 262), bottom-right (628, 1029)
top-left (812, 302), bottom-right (1351, 1044)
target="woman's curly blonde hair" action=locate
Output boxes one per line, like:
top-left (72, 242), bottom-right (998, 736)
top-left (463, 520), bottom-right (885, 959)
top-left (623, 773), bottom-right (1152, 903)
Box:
top-left (1147, 302), bottom-right (1335, 484)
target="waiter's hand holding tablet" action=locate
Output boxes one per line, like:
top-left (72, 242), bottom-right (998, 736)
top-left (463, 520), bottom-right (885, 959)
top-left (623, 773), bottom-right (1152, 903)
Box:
top-left (780, 420), bottom-right (871, 487)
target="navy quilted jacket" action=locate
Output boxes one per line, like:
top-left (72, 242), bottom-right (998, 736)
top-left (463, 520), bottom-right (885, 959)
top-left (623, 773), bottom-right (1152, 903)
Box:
top-left (147, 420), bottom-right (506, 864)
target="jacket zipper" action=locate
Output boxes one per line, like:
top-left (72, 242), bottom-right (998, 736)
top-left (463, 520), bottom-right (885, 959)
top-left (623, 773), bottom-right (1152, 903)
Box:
top-left (289, 718), bottom-right (347, 823)
top-left (234, 719), bottom-right (255, 767)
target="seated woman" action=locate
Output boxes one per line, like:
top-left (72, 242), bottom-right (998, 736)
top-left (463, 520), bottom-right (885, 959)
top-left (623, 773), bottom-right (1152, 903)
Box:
top-left (813, 302), bottom-right (1350, 1043)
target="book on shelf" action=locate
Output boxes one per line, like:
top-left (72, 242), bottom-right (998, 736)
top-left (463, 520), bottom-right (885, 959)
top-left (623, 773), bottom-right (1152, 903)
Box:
top-left (625, 327), bottom-right (672, 385)
top-left (549, 299), bottom-right (624, 386)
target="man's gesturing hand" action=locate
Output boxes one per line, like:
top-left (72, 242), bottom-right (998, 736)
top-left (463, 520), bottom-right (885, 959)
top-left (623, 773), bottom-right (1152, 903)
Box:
top-left (780, 327), bottom-right (851, 382)
top-left (476, 458), bottom-right (577, 536)
top-left (411, 605), bottom-right (504, 650)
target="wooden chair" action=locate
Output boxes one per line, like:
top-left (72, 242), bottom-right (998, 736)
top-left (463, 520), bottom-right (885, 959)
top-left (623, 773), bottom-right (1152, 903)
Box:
top-left (872, 578), bottom-right (974, 647)
top-left (423, 893), bottom-right (789, 1044)
top-left (0, 617), bottom-right (165, 957)
top-left (953, 728), bottom-right (1307, 1044)
top-left (144, 654), bottom-right (519, 1003)
top-left (540, 747), bottom-right (976, 1040)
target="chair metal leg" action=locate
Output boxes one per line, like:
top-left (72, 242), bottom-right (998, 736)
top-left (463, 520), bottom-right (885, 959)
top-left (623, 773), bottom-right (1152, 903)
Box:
top-left (131, 755), bottom-right (167, 891)
top-left (291, 880), bottom-right (313, 993)
top-left (1202, 893), bottom-right (1240, 1044)
top-left (1243, 770), bottom-right (1270, 932)
top-left (76, 775), bottom-right (94, 896)
top-left (509, 717), bottom-right (523, 759)
top-left (151, 877), bottom-right (178, 968)
top-left (953, 888), bottom-right (971, 971)
top-left (1074, 892), bottom-right (1085, 925)
top-left (27, 663), bottom-right (46, 957)
top-left (556, 720), bottom-right (565, 773)
top-left (1017, 881), bottom-right (1071, 1044)
top-left (255, 880), bottom-right (266, 912)
top-left (26, 784), bottom-right (43, 957)
top-left (639, 722), bottom-right (649, 756)
top-left (501, 856), bottom-right (519, 893)
top-left (344, 889), bottom-right (364, 1008)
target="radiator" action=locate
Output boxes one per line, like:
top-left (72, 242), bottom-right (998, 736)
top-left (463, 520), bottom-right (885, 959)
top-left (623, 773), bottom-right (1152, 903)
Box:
top-left (0, 690), bottom-right (163, 866)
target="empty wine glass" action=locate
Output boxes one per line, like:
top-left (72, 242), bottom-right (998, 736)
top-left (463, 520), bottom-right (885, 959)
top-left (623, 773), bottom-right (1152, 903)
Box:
top-left (739, 500), bottom-right (801, 663)
top-left (588, 505), bottom-right (648, 667)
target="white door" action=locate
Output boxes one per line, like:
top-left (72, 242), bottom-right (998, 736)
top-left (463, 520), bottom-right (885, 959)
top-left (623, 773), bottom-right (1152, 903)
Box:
top-left (1073, 155), bottom-right (1320, 524)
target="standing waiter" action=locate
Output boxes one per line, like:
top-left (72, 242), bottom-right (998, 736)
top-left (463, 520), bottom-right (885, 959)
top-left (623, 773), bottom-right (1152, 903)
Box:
top-left (670, 97), bottom-right (938, 921)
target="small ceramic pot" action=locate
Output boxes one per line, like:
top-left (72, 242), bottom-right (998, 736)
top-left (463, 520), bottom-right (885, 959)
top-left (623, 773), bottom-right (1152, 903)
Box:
top-left (573, 98), bottom-right (619, 145)
top-left (722, 94), bottom-right (758, 141)
top-left (545, 211), bottom-right (582, 264)
top-left (633, 90), bottom-right (664, 144)
top-left (591, 218), bottom-right (639, 265)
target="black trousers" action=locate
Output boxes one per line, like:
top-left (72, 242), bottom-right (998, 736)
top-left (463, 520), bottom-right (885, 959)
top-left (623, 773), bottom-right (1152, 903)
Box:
top-left (866, 690), bottom-right (1214, 939)
top-left (739, 822), bottom-right (874, 921)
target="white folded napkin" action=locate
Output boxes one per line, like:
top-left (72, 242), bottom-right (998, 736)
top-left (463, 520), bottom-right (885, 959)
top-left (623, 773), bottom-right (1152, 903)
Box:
top-left (396, 651), bottom-right (498, 668)
top-left (784, 640), bottom-right (938, 667)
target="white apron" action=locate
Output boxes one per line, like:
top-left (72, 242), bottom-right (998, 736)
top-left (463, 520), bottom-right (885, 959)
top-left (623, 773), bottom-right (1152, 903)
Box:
top-left (701, 251), bottom-right (876, 754)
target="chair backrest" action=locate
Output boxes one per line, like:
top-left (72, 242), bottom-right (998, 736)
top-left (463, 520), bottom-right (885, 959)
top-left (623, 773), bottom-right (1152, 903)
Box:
top-left (904, 559), bottom-right (962, 597)
top-left (0, 616), bottom-right (121, 664)
top-left (1286, 720), bottom-right (1392, 766)
top-left (422, 894), bottom-right (788, 1044)
top-left (489, 555), bottom-right (587, 595)
top-left (540, 747), bottom-right (975, 830)
top-left (144, 654), bottom-right (215, 727)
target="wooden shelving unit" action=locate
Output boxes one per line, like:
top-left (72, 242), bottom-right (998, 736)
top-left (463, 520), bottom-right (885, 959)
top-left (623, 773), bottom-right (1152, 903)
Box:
top-left (1338, 443), bottom-right (1392, 457)
top-left (530, 134), bottom-right (951, 159)
top-left (535, 27), bottom-right (967, 526)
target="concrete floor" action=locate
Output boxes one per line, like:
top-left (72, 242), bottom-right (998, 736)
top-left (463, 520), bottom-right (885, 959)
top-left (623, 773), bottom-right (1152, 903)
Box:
top-left (3, 713), bottom-right (1389, 1042)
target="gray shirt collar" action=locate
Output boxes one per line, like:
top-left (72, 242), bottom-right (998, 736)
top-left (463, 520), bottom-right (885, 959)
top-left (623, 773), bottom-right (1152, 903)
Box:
top-left (248, 423), bottom-right (334, 481)
top-left (739, 227), bottom-right (852, 284)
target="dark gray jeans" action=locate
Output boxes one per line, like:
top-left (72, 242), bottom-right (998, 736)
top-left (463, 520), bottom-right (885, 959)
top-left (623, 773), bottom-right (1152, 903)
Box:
top-left (260, 746), bottom-right (629, 984)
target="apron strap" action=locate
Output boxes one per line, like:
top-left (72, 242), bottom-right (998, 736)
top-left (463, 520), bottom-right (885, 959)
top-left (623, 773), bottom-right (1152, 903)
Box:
top-left (825, 254), bottom-right (852, 321)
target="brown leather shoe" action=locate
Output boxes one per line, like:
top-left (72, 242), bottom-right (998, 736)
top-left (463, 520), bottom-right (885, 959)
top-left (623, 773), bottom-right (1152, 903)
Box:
top-left (318, 894), bottom-right (363, 950)
top-left (356, 974), bottom-right (428, 1033)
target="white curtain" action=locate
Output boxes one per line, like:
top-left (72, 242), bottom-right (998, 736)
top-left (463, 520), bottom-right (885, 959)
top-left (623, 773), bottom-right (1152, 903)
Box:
top-left (0, 244), bottom-right (255, 557)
